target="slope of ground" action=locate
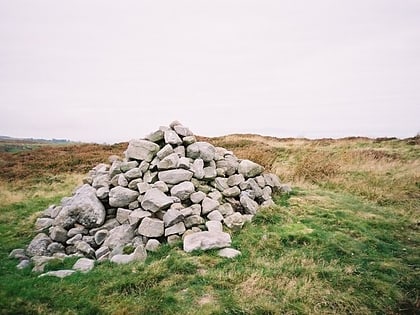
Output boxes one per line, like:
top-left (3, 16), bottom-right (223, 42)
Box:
top-left (0, 135), bottom-right (418, 314)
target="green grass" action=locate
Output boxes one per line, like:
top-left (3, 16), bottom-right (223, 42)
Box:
top-left (1, 187), bottom-right (418, 314)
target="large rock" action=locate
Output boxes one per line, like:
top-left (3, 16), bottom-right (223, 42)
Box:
top-left (163, 209), bottom-right (184, 227)
top-left (109, 186), bottom-right (139, 208)
top-left (238, 160), bottom-right (264, 178)
top-left (26, 233), bottom-right (52, 257)
top-left (138, 217), bottom-right (164, 238)
top-left (240, 194), bottom-right (259, 215)
top-left (202, 197), bottom-right (220, 215)
top-left (54, 184), bottom-right (106, 229)
top-left (164, 130), bottom-right (183, 145)
top-left (170, 181), bottom-right (195, 200)
top-left (39, 270), bottom-right (75, 278)
top-left (103, 225), bottom-right (135, 250)
top-left (157, 153), bottom-right (179, 170)
top-left (72, 258), bottom-right (95, 273)
top-left (141, 188), bottom-right (174, 212)
top-left (125, 139), bottom-right (160, 162)
top-left (183, 231), bottom-right (231, 252)
top-left (158, 169), bottom-right (193, 184)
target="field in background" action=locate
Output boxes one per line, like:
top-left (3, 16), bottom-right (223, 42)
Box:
top-left (0, 135), bottom-right (418, 314)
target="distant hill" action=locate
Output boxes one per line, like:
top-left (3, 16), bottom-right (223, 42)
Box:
top-left (0, 135), bottom-right (71, 143)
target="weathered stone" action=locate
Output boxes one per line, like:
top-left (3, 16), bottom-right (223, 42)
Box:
top-left (67, 234), bottom-right (82, 245)
top-left (227, 174), bottom-right (245, 187)
top-left (167, 235), bottom-right (181, 245)
top-left (82, 235), bottom-right (97, 249)
top-left (89, 219), bottom-right (119, 234)
top-left (208, 190), bottom-right (223, 202)
top-left (110, 245), bottom-right (147, 264)
top-left (109, 160), bottom-right (122, 178)
top-left (125, 139), bottom-right (160, 162)
top-left (223, 212), bottom-right (245, 230)
top-left (216, 155), bottom-right (239, 176)
top-left (165, 222), bottom-right (186, 236)
top-left (262, 186), bottom-right (272, 201)
top-left (203, 166), bottom-right (217, 180)
top-left (158, 169), bottom-right (193, 184)
top-left (178, 157), bottom-right (191, 169)
top-left (263, 173), bottom-right (282, 188)
top-left (163, 209), bottom-right (184, 227)
top-left (143, 170), bottom-right (158, 183)
top-left (158, 153), bottom-right (179, 170)
top-left (222, 186), bottom-right (241, 197)
top-left (54, 184), bottom-right (106, 229)
top-left (248, 178), bottom-right (263, 195)
top-left (26, 233), bottom-right (52, 257)
top-left (186, 142), bottom-right (216, 162)
top-left (206, 220), bottom-right (223, 233)
top-left (218, 248), bottom-right (241, 258)
top-left (120, 161), bottom-right (139, 172)
top-left (128, 209), bottom-right (151, 226)
top-left (183, 231), bottom-right (231, 252)
top-left (214, 177), bottom-right (229, 191)
top-left (17, 260), bottom-right (31, 269)
top-left (240, 194), bottom-right (259, 215)
top-left (170, 181), bottom-right (195, 200)
top-left (50, 226), bottom-right (68, 243)
top-left (75, 241), bottom-right (95, 258)
top-left (183, 135), bottom-right (196, 145)
top-left (35, 218), bottom-right (54, 231)
top-left (191, 159), bottom-right (205, 179)
top-left (73, 258), bottom-right (95, 273)
top-left (94, 229), bottom-right (109, 246)
top-left (9, 248), bottom-right (26, 260)
top-left (156, 144), bottom-right (173, 160)
top-left (164, 129), bottom-right (183, 145)
top-left (262, 199), bottom-right (275, 207)
top-left (202, 197), bottom-right (220, 215)
top-left (145, 129), bottom-right (164, 143)
top-left (207, 210), bottom-right (224, 222)
top-left (116, 208), bottom-right (131, 224)
top-left (96, 187), bottom-right (109, 199)
top-left (185, 215), bottom-right (205, 228)
top-left (145, 239), bottom-right (161, 252)
top-left (103, 225), bottom-right (135, 250)
top-left (141, 188), bottom-right (173, 212)
top-left (138, 217), bottom-right (164, 238)
top-left (153, 181), bottom-right (169, 193)
top-left (125, 168), bottom-right (142, 180)
top-left (174, 125), bottom-right (193, 137)
top-left (95, 246), bottom-right (110, 260)
top-left (47, 242), bottom-right (65, 254)
top-left (238, 160), bottom-right (264, 178)
top-left (190, 191), bottom-right (206, 204)
top-left (92, 173), bottom-right (110, 189)
top-left (109, 186), bottom-right (139, 208)
top-left (39, 270), bottom-right (76, 278)
top-left (255, 175), bottom-right (266, 188)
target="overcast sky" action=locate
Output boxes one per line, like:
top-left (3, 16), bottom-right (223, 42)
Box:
top-left (0, 1), bottom-right (419, 143)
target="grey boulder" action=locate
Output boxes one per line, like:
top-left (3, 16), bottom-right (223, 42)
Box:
top-left (125, 139), bottom-right (160, 162)
top-left (183, 231), bottom-right (231, 252)
top-left (141, 188), bottom-right (173, 212)
top-left (109, 186), bottom-right (139, 208)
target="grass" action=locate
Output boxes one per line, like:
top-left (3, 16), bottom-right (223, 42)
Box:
top-left (0, 135), bottom-right (419, 314)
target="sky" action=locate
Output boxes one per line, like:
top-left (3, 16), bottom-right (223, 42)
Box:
top-left (0, 0), bottom-right (419, 143)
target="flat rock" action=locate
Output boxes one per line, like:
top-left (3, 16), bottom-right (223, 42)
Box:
top-left (163, 208), bottom-right (184, 227)
top-left (110, 245), bottom-right (147, 264)
top-left (72, 258), bottom-right (95, 273)
top-left (165, 222), bottom-right (186, 236)
top-left (240, 194), bottom-right (259, 215)
top-left (205, 221), bottom-right (223, 233)
top-left (39, 270), bottom-right (76, 278)
top-left (183, 231), bottom-right (231, 252)
top-left (125, 139), bottom-right (160, 162)
top-left (202, 197), bottom-right (220, 215)
top-left (218, 248), bottom-right (241, 258)
top-left (158, 169), bottom-right (193, 185)
top-left (186, 142), bottom-right (216, 162)
top-left (141, 188), bottom-right (174, 212)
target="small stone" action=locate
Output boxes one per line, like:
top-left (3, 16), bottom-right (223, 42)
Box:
top-left (157, 144), bottom-right (174, 160)
top-left (167, 235), bottom-right (181, 245)
top-left (238, 160), bottom-right (264, 178)
top-left (170, 181), bottom-right (195, 201)
top-left (125, 139), bottom-right (160, 162)
top-left (206, 221), bottom-right (223, 233)
top-left (178, 157), bottom-right (191, 169)
top-left (190, 191), bottom-right (206, 204)
top-left (116, 208), bottom-right (132, 224)
top-left (183, 135), bottom-right (196, 145)
top-left (110, 245), bottom-right (147, 264)
top-left (26, 233), bottom-right (52, 257)
top-left (72, 258), bottom-right (95, 273)
top-left (222, 186), bottom-right (241, 197)
top-left (117, 174), bottom-right (129, 187)
top-left (75, 241), bottom-right (95, 258)
top-left (103, 225), bottom-right (135, 250)
top-left (203, 166), bottom-right (217, 180)
top-left (208, 191), bottom-right (223, 202)
top-left (214, 177), bottom-right (229, 191)
top-left (128, 200), bottom-right (139, 210)
top-left (47, 242), bottom-right (65, 254)
top-left (186, 142), bottom-right (216, 162)
top-left (95, 246), bottom-right (110, 260)
top-left (145, 129), bottom-right (164, 143)
top-left (158, 169), bottom-right (193, 185)
top-left (9, 248), bottom-right (26, 259)
top-left (165, 222), bottom-right (186, 236)
top-left (207, 210), bottom-right (224, 222)
top-left (164, 130), bottom-right (183, 145)
top-left (163, 209), bottom-right (184, 227)
top-left (191, 159), bottom-right (205, 179)
top-left (120, 161), bottom-right (139, 172)
top-left (17, 260), bottom-right (30, 269)
top-left (96, 187), bottom-right (109, 199)
top-left (157, 153), bottom-right (179, 170)
top-left (128, 209), bottom-right (151, 225)
top-left (202, 197), bottom-right (220, 215)
top-left (125, 168), bottom-right (142, 180)
top-left (174, 125), bottom-right (193, 137)
top-left (224, 212), bottom-right (245, 230)
top-left (145, 239), bottom-right (161, 252)
top-left (185, 215), bottom-right (205, 228)
top-left (94, 229), bottom-right (109, 246)
top-left (227, 174), bottom-right (245, 187)
top-left (153, 181), bottom-right (169, 193)
top-left (35, 218), bottom-right (54, 231)
top-left (240, 194), bottom-right (259, 215)
top-left (141, 188), bottom-right (174, 212)
top-left (67, 234), bottom-right (82, 245)
top-left (218, 248), bottom-right (241, 258)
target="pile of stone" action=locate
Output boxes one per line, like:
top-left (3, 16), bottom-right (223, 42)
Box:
top-left (10, 121), bottom-right (287, 276)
